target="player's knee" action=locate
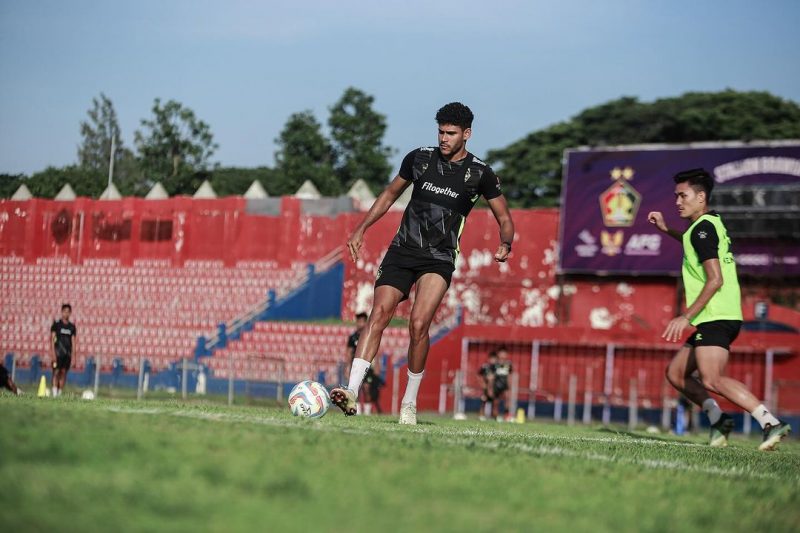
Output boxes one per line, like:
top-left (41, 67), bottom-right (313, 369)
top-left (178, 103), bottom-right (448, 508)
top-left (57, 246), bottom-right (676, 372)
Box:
top-left (408, 317), bottom-right (429, 341)
top-left (700, 375), bottom-right (721, 392)
top-left (368, 306), bottom-right (392, 330)
top-left (665, 365), bottom-right (682, 389)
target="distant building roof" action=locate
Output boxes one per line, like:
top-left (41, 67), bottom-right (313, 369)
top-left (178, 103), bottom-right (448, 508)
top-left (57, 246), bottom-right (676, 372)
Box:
top-left (295, 179), bottom-right (321, 199)
top-left (244, 180), bottom-right (269, 199)
top-left (54, 183), bottom-right (77, 201)
top-left (11, 183), bottom-right (33, 200)
top-left (193, 180), bottom-right (218, 199)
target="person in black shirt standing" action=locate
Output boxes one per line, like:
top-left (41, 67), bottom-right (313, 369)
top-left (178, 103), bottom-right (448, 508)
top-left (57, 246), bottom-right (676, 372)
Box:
top-left (479, 351), bottom-right (498, 421)
top-left (50, 303), bottom-right (77, 397)
top-left (492, 347), bottom-right (513, 420)
top-left (331, 103), bottom-right (516, 424)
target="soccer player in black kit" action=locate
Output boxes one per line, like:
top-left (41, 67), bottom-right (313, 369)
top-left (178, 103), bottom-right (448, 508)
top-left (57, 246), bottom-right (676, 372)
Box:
top-left (331, 103), bottom-right (515, 424)
top-left (50, 303), bottom-right (77, 397)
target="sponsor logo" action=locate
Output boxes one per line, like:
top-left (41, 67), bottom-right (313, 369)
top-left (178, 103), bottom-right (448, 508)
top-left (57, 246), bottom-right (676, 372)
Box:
top-left (419, 146), bottom-right (435, 152)
top-left (624, 233), bottom-right (662, 256)
top-left (421, 181), bottom-right (459, 198)
top-left (599, 166), bottom-right (641, 227)
top-left (601, 230), bottom-right (624, 256)
top-left (695, 333), bottom-right (703, 341)
top-left (697, 230), bottom-right (707, 239)
top-left (575, 230), bottom-right (599, 257)
top-left (464, 167), bottom-right (471, 182)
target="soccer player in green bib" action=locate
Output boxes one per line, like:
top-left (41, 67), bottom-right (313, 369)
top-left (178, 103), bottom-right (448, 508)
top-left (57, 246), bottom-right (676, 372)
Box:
top-left (648, 168), bottom-right (791, 451)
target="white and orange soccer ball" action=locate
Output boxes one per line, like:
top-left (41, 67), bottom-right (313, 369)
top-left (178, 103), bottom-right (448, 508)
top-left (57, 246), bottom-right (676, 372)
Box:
top-left (288, 381), bottom-right (331, 419)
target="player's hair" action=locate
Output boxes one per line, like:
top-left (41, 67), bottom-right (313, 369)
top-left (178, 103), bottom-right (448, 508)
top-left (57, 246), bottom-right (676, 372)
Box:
top-left (488, 350), bottom-right (498, 358)
top-left (355, 312), bottom-right (368, 320)
top-left (674, 168), bottom-right (714, 201)
top-left (435, 102), bottom-right (474, 130)
top-left (496, 345), bottom-right (509, 353)
top-left (61, 303), bottom-right (71, 311)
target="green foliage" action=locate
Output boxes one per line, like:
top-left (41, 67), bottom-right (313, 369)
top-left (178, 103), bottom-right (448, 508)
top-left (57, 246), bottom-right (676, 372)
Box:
top-left (487, 90), bottom-right (800, 207)
top-left (25, 165), bottom-right (105, 198)
top-left (134, 99), bottom-right (219, 195)
top-left (79, 94), bottom-right (145, 196)
top-left (0, 174), bottom-right (25, 198)
top-left (209, 167), bottom-right (277, 197)
top-left (274, 111), bottom-right (339, 196)
top-left (329, 87), bottom-right (394, 193)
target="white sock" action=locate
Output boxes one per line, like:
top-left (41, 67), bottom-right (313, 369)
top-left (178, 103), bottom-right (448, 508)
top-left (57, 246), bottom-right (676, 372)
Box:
top-left (402, 370), bottom-right (424, 405)
top-left (751, 404), bottom-right (780, 428)
top-left (347, 358), bottom-right (371, 397)
top-left (364, 403), bottom-right (372, 416)
top-left (702, 398), bottom-right (722, 425)
top-left (52, 386), bottom-right (58, 397)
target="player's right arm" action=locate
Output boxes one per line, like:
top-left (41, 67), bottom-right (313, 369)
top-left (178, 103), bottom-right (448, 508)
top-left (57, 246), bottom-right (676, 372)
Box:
top-left (347, 176), bottom-right (411, 262)
top-left (647, 211), bottom-right (683, 242)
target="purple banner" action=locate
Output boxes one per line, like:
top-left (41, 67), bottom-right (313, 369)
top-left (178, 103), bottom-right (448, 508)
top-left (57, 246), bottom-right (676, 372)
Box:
top-left (558, 143), bottom-right (800, 276)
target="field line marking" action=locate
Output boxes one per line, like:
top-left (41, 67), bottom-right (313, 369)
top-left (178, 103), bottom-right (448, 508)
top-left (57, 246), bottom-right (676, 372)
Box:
top-left (100, 404), bottom-right (786, 481)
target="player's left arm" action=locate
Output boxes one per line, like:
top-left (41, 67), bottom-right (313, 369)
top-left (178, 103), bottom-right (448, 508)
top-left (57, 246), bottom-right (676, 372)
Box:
top-left (487, 196), bottom-right (514, 262)
top-left (663, 221), bottom-right (721, 342)
top-left (72, 328), bottom-right (78, 358)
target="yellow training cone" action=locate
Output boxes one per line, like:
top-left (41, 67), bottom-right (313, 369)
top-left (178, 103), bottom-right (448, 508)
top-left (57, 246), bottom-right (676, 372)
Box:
top-left (516, 407), bottom-right (526, 424)
top-left (37, 376), bottom-right (48, 397)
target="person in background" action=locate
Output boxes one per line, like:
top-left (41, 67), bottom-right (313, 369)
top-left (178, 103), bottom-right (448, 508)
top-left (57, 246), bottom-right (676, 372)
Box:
top-left (478, 351), bottom-right (498, 421)
top-left (50, 303), bottom-right (77, 397)
top-left (0, 363), bottom-right (21, 395)
top-left (362, 356), bottom-right (384, 415)
top-left (492, 347), bottom-right (513, 420)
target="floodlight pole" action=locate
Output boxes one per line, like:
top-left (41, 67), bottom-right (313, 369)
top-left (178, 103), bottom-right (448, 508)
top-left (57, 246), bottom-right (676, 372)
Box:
top-left (107, 133), bottom-right (116, 189)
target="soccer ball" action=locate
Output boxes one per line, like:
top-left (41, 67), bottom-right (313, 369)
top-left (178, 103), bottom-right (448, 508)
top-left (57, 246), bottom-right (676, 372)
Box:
top-left (288, 381), bottom-right (331, 419)
top-left (81, 390), bottom-right (95, 400)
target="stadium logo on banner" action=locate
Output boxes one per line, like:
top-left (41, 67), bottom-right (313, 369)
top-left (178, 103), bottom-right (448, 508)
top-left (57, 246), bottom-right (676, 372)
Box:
top-left (598, 167), bottom-right (641, 227)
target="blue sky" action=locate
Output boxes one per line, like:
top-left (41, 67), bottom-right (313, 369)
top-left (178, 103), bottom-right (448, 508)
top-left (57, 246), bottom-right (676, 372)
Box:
top-left (1, 0), bottom-right (798, 175)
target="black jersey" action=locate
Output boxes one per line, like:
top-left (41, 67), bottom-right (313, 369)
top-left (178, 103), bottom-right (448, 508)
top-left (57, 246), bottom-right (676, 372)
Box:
top-left (51, 320), bottom-right (76, 357)
top-left (479, 362), bottom-right (496, 379)
top-left (493, 361), bottom-right (513, 389)
top-left (393, 147), bottom-right (502, 264)
top-left (347, 330), bottom-right (360, 352)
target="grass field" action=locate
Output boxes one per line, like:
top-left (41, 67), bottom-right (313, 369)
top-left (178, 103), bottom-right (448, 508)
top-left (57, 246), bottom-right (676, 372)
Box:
top-left (1, 394), bottom-right (798, 533)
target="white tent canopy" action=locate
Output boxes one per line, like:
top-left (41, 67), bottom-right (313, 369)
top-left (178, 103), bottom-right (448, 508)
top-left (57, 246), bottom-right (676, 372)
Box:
top-left (145, 182), bottom-right (169, 200)
top-left (11, 183), bottom-right (33, 200)
top-left (294, 180), bottom-right (321, 199)
top-left (54, 183), bottom-right (77, 201)
top-left (99, 182), bottom-right (122, 200)
top-left (193, 180), bottom-right (218, 199)
top-left (347, 179), bottom-right (376, 202)
top-left (244, 180), bottom-right (269, 199)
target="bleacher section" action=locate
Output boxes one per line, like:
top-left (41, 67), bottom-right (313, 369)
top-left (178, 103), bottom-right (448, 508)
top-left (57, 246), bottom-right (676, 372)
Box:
top-left (0, 256), bottom-right (307, 372)
top-left (202, 321), bottom-right (409, 383)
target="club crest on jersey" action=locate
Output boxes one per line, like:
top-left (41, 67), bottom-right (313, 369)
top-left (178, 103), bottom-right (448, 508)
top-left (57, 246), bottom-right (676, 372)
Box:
top-left (464, 167), bottom-right (471, 182)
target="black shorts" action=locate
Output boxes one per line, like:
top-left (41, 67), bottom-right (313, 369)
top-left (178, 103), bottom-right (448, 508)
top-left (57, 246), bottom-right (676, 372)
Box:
top-left (685, 320), bottom-right (742, 351)
top-left (493, 383), bottom-right (509, 397)
top-left (54, 355), bottom-right (72, 371)
top-left (0, 365), bottom-right (9, 388)
top-left (375, 246), bottom-right (455, 301)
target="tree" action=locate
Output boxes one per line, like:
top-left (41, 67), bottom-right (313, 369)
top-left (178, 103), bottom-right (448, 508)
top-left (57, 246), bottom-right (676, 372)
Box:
top-left (0, 174), bottom-right (24, 198)
top-left (274, 111), bottom-right (338, 196)
top-left (329, 87), bottom-right (394, 193)
top-left (24, 165), bottom-right (105, 198)
top-left (134, 99), bottom-right (218, 195)
top-left (78, 93), bottom-right (143, 196)
top-left (210, 166), bottom-right (279, 197)
top-left (487, 90), bottom-right (800, 207)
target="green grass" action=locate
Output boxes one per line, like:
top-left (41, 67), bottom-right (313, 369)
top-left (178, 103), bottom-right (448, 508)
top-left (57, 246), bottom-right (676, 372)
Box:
top-left (1, 394), bottom-right (798, 533)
